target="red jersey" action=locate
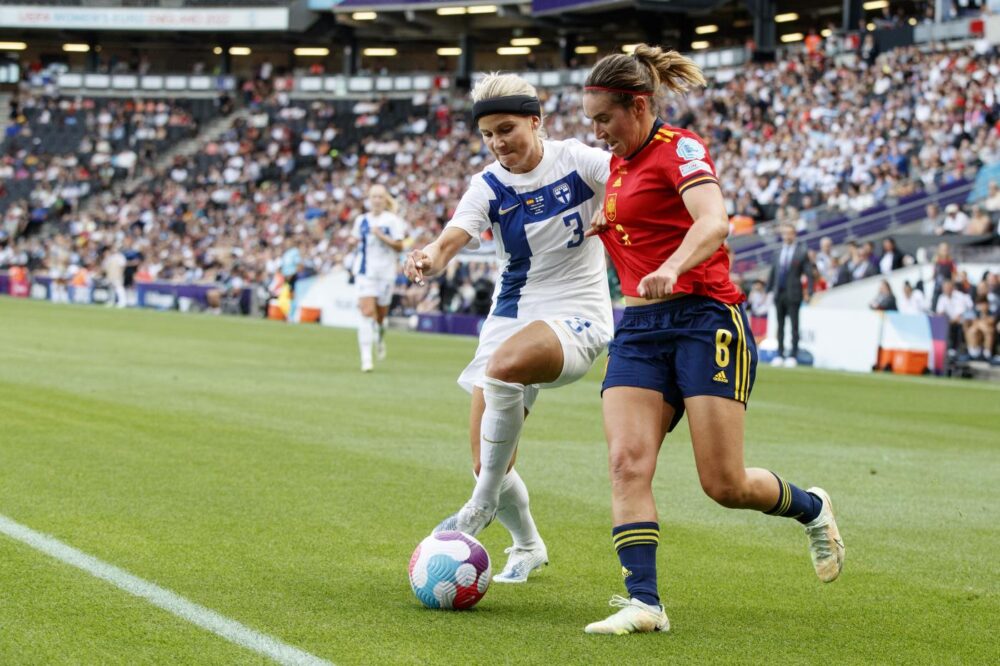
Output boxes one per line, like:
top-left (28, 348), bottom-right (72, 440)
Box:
top-left (600, 122), bottom-right (744, 304)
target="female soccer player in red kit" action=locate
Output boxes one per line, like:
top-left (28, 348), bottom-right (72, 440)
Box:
top-left (580, 44), bottom-right (845, 635)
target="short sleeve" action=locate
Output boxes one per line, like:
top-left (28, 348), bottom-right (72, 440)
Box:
top-left (350, 215), bottom-right (363, 240)
top-left (660, 131), bottom-right (720, 197)
top-left (446, 174), bottom-right (493, 250)
top-left (564, 138), bottom-right (611, 189)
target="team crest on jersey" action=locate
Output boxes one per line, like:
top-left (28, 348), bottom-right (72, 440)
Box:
top-left (605, 193), bottom-right (617, 222)
top-left (676, 137), bottom-right (706, 161)
top-left (551, 182), bottom-right (572, 205)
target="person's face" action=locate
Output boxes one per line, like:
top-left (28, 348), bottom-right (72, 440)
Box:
top-left (367, 188), bottom-right (389, 214)
top-left (883, 239), bottom-right (892, 252)
top-left (477, 113), bottom-right (542, 174)
top-left (904, 283), bottom-right (912, 295)
top-left (781, 225), bottom-right (796, 244)
top-left (583, 92), bottom-right (649, 158)
top-left (943, 281), bottom-right (953, 295)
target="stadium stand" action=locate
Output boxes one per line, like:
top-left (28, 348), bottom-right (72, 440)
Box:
top-left (1, 2), bottom-right (999, 372)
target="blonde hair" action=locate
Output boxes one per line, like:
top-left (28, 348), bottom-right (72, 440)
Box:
top-left (470, 72), bottom-right (546, 133)
top-left (367, 184), bottom-right (398, 213)
top-left (585, 43), bottom-right (706, 113)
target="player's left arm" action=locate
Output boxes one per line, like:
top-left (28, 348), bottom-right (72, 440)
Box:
top-left (637, 183), bottom-right (729, 299)
top-left (372, 224), bottom-right (407, 252)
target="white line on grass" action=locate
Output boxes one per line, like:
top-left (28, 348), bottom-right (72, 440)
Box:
top-left (0, 513), bottom-right (333, 666)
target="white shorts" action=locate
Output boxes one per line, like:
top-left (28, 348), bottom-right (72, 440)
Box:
top-left (356, 275), bottom-right (394, 306)
top-left (457, 314), bottom-right (611, 411)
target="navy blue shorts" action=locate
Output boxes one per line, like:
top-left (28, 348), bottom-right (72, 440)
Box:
top-left (602, 295), bottom-right (757, 432)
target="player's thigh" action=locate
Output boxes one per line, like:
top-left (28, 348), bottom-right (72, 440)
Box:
top-left (485, 320), bottom-right (564, 385)
top-left (602, 386), bottom-right (673, 471)
top-left (357, 295), bottom-right (377, 318)
top-left (685, 395), bottom-right (747, 488)
top-left (541, 317), bottom-right (612, 389)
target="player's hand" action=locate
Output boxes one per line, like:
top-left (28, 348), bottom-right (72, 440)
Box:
top-left (405, 247), bottom-right (433, 285)
top-left (637, 267), bottom-right (679, 299)
top-left (584, 208), bottom-right (608, 238)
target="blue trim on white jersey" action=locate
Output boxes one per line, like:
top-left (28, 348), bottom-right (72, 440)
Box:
top-left (482, 170), bottom-right (595, 318)
top-left (358, 216), bottom-right (369, 276)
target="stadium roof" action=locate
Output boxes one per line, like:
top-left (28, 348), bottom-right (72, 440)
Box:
top-left (317, 0), bottom-right (850, 53)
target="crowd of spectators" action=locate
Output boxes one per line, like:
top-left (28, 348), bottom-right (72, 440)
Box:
top-left (2, 92), bottom-right (203, 242)
top-left (673, 45), bottom-right (1000, 228)
top-left (1, 41), bottom-right (1000, 327)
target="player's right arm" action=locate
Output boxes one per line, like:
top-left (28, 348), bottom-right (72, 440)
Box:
top-left (405, 226), bottom-right (472, 285)
top-left (406, 174), bottom-right (490, 284)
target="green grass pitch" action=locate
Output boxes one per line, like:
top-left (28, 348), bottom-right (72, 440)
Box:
top-left (0, 297), bottom-right (997, 664)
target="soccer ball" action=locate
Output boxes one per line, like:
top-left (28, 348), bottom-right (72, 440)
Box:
top-left (408, 531), bottom-right (491, 609)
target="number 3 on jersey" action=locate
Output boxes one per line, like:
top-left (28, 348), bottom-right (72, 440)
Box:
top-left (563, 212), bottom-right (584, 248)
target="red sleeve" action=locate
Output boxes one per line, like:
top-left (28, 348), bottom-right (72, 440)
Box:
top-left (658, 130), bottom-right (720, 197)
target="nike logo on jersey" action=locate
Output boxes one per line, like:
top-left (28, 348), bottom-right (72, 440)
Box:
top-left (498, 202), bottom-right (521, 215)
top-left (834, 538), bottom-right (845, 549)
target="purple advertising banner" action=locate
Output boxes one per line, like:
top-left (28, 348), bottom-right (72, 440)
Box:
top-left (137, 281), bottom-right (252, 312)
top-left (0, 273), bottom-right (251, 311)
top-left (416, 308), bottom-right (626, 337)
top-left (417, 312), bottom-right (485, 336)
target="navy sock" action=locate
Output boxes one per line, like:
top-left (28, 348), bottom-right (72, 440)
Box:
top-left (764, 472), bottom-right (822, 524)
top-left (612, 522), bottom-right (660, 607)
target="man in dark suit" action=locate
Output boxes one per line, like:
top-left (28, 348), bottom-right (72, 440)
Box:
top-left (767, 224), bottom-right (814, 367)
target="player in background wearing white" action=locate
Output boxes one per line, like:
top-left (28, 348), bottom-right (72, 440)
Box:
top-left (404, 73), bottom-right (613, 583)
top-left (350, 184), bottom-right (410, 372)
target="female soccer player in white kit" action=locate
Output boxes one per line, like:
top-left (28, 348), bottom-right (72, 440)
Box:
top-left (351, 184), bottom-right (410, 372)
top-left (405, 73), bottom-right (613, 583)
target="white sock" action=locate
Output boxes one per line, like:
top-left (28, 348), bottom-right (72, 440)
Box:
top-left (469, 377), bottom-right (524, 512)
top-left (358, 316), bottom-right (375, 364)
top-left (969, 346), bottom-right (981, 358)
top-left (497, 469), bottom-right (542, 550)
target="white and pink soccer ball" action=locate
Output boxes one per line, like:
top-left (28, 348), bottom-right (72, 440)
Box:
top-left (408, 531), bottom-right (491, 609)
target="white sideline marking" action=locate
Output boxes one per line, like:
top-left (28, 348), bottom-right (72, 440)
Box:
top-left (0, 514), bottom-right (333, 666)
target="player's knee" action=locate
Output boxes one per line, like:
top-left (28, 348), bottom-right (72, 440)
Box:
top-left (700, 477), bottom-right (750, 508)
top-left (608, 445), bottom-right (652, 488)
top-left (484, 355), bottom-right (522, 383)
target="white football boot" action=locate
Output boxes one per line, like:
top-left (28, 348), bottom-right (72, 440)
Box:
top-left (493, 542), bottom-right (548, 583)
top-left (432, 502), bottom-right (496, 537)
top-left (584, 595), bottom-right (669, 635)
top-left (454, 502), bottom-right (496, 537)
top-left (804, 487), bottom-right (845, 583)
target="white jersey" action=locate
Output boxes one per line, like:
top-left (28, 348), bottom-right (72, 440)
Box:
top-left (351, 211), bottom-right (408, 280)
top-left (448, 138), bottom-right (612, 328)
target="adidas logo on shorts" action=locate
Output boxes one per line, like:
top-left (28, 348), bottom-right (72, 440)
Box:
top-left (712, 370), bottom-right (728, 383)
